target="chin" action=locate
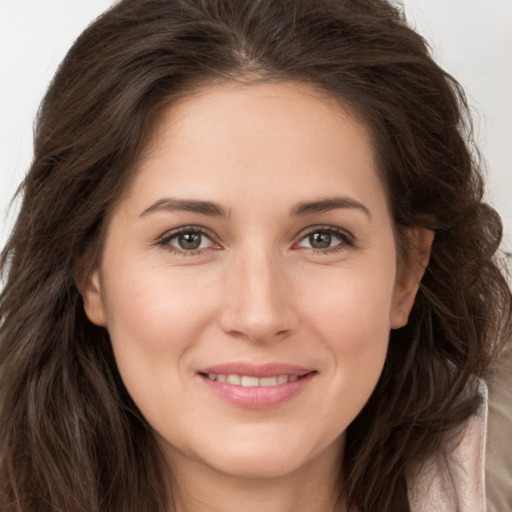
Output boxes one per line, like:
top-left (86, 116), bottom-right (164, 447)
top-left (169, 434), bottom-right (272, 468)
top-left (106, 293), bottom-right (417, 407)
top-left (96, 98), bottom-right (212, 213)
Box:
top-left (205, 450), bottom-right (313, 480)
top-left (176, 427), bottom-right (344, 481)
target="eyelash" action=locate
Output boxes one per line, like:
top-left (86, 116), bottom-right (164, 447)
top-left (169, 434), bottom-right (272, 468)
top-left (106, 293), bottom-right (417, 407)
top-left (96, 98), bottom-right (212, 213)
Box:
top-left (294, 225), bottom-right (355, 254)
top-left (156, 226), bottom-right (219, 256)
top-left (155, 225), bottom-right (355, 256)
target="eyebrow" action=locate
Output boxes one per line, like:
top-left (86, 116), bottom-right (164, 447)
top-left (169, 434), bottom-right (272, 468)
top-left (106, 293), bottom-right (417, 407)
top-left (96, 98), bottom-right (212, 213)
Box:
top-left (140, 198), bottom-right (229, 218)
top-left (140, 195), bottom-right (371, 219)
top-left (290, 197), bottom-right (371, 218)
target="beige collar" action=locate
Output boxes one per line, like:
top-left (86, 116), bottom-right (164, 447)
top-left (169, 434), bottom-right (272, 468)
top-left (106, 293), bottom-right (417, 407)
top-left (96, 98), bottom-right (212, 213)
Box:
top-left (407, 380), bottom-right (488, 512)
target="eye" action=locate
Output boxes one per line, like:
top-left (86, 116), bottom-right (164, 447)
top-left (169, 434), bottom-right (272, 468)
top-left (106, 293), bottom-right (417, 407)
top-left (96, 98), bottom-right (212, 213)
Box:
top-left (157, 227), bottom-right (219, 254)
top-left (295, 227), bottom-right (353, 253)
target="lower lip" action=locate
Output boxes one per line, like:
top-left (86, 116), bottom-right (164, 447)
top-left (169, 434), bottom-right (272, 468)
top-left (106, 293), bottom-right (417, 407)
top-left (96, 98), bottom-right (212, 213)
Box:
top-left (199, 373), bottom-right (315, 409)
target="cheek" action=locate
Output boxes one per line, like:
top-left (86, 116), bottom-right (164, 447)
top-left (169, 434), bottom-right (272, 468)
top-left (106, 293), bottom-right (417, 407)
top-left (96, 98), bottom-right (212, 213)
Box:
top-left (297, 268), bottom-right (394, 423)
top-left (299, 264), bottom-right (395, 343)
top-left (101, 265), bottom-right (218, 400)
top-left (106, 264), bottom-right (214, 345)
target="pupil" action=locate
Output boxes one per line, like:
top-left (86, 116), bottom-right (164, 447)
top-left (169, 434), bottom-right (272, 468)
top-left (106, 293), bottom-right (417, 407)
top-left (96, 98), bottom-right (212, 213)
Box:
top-left (178, 232), bottom-right (201, 250)
top-left (310, 231), bottom-right (331, 249)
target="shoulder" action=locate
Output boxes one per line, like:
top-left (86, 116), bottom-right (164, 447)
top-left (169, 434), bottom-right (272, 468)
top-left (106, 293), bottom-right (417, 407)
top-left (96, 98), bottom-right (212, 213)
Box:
top-left (407, 379), bottom-right (488, 512)
top-left (486, 346), bottom-right (512, 512)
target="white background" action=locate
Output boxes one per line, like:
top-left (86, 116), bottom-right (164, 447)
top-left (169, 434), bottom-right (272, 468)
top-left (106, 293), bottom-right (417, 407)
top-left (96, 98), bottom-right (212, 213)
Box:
top-left (1, 0), bottom-right (511, 253)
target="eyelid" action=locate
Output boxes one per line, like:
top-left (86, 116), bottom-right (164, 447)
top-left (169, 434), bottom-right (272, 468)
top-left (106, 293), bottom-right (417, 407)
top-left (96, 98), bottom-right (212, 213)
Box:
top-left (154, 224), bottom-right (355, 256)
top-left (155, 225), bottom-right (221, 253)
top-left (293, 225), bottom-right (356, 251)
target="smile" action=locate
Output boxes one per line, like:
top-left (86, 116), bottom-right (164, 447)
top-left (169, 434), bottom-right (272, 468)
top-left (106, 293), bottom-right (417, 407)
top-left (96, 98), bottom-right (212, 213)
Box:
top-left (205, 374), bottom-right (299, 386)
top-left (198, 364), bottom-right (316, 409)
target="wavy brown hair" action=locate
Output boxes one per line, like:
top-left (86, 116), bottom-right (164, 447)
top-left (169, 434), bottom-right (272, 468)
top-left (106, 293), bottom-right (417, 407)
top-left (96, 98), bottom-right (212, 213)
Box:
top-left (1, 0), bottom-right (510, 511)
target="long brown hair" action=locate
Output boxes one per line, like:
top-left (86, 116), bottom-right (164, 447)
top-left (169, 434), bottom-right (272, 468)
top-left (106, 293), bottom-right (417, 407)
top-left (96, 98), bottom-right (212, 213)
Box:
top-left (1, 0), bottom-right (510, 511)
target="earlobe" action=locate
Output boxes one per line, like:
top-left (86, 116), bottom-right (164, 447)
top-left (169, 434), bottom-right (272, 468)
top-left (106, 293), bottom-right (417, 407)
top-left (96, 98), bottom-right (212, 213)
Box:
top-left (391, 227), bottom-right (435, 329)
top-left (81, 269), bottom-right (107, 327)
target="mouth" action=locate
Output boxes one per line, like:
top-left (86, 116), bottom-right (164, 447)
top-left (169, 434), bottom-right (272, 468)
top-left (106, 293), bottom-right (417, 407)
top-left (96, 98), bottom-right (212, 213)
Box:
top-left (197, 364), bottom-right (316, 408)
top-left (200, 372), bottom-right (305, 387)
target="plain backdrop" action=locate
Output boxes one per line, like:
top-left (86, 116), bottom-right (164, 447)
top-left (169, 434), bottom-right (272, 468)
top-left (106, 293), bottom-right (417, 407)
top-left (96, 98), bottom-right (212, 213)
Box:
top-left (1, 0), bottom-right (511, 253)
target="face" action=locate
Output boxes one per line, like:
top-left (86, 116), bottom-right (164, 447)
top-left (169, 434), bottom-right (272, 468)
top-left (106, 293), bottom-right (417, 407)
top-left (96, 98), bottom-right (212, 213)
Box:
top-left (84, 82), bottom-right (427, 483)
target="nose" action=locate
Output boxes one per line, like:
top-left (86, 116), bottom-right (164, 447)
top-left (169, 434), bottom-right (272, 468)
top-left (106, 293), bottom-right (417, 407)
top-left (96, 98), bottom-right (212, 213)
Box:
top-left (218, 248), bottom-right (299, 344)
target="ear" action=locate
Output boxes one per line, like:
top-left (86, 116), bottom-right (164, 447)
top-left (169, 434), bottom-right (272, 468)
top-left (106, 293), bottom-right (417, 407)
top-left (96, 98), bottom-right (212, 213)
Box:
top-left (390, 227), bottom-right (434, 329)
top-left (80, 268), bottom-right (107, 327)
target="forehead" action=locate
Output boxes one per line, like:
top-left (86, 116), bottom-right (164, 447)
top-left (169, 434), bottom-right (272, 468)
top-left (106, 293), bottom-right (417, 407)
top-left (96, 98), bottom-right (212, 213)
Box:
top-left (147, 81), bottom-right (373, 164)
top-left (125, 81), bottom-right (389, 219)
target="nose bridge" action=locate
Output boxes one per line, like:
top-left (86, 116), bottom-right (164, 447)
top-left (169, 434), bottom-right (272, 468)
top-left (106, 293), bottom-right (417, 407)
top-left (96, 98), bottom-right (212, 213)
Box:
top-left (220, 243), bottom-right (296, 342)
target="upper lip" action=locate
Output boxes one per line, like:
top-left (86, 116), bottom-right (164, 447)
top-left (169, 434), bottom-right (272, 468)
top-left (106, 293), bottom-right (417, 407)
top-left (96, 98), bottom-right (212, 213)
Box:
top-left (198, 362), bottom-right (313, 378)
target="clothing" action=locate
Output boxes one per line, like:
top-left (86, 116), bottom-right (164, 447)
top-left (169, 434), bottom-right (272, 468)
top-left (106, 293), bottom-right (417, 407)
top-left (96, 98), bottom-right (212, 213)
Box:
top-left (407, 380), bottom-right (488, 512)
top-left (485, 347), bottom-right (512, 512)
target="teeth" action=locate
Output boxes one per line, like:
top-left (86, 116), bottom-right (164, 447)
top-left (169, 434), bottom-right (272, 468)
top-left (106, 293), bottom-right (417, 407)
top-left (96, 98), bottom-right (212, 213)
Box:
top-left (205, 373), bottom-right (302, 386)
top-left (227, 374), bottom-right (241, 385)
top-left (240, 376), bottom-right (259, 387)
top-left (259, 376), bottom-right (278, 386)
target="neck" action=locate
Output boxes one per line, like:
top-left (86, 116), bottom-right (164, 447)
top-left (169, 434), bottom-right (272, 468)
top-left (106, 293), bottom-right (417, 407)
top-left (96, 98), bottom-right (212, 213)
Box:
top-left (162, 438), bottom-right (346, 512)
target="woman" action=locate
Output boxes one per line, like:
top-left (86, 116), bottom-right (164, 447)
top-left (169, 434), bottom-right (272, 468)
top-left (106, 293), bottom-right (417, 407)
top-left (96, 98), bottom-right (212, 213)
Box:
top-left (0, 0), bottom-right (510, 511)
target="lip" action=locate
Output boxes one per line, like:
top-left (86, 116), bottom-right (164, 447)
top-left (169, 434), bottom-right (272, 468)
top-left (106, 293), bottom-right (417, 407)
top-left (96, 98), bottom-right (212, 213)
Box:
top-left (199, 362), bottom-right (312, 378)
top-left (197, 362), bottom-right (316, 409)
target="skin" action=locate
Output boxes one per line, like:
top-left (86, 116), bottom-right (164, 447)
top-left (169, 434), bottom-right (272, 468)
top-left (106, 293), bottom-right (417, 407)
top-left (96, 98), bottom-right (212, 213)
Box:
top-left (83, 82), bottom-right (432, 512)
